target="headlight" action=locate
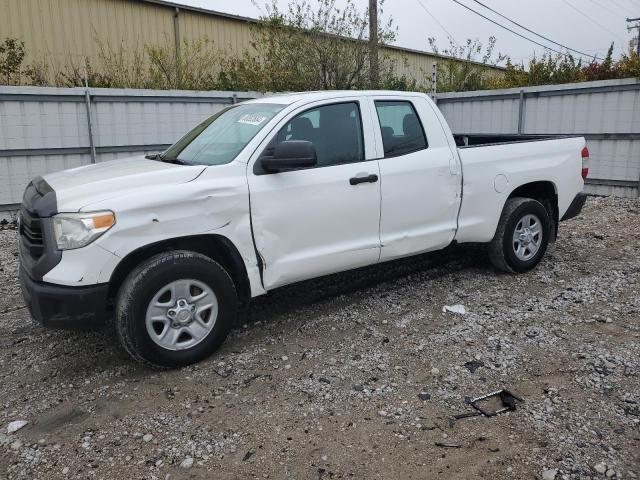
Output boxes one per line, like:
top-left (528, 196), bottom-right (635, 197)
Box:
top-left (52, 211), bottom-right (115, 250)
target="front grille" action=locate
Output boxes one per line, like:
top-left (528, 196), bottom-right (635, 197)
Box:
top-left (20, 208), bottom-right (45, 259)
top-left (19, 177), bottom-right (61, 281)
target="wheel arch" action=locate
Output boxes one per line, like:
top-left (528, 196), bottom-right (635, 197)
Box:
top-left (107, 234), bottom-right (251, 306)
top-left (506, 180), bottom-right (559, 239)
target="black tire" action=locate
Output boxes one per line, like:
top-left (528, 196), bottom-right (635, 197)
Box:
top-left (488, 197), bottom-right (551, 273)
top-left (115, 250), bottom-right (237, 368)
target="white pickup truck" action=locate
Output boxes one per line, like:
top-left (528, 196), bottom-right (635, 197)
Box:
top-left (18, 90), bottom-right (588, 367)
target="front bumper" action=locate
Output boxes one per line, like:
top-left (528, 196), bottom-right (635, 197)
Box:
top-left (19, 266), bottom-right (109, 329)
top-left (561, 192), bottom-right (587, 221)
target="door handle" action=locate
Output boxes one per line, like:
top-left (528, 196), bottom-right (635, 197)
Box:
top-left (349, 174), bottom-right (378, 185)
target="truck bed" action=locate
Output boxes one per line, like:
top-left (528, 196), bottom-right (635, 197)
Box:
top-left (453, 135), bottom-right (586, 244)
top-left (454, 133), bottom-right (578, 148)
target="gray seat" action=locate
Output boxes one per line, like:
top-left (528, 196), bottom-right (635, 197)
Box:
top-left (290, 117), bottom-right (314, 142)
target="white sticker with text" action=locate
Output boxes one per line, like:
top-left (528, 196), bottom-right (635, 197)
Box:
top-left (238, 113), bottom-right (268, 126)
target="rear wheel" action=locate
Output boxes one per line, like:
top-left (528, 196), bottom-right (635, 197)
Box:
top-left (116, 251), bottom-right (237, 368)
top-left (488, 197), bottom-right (551, 273)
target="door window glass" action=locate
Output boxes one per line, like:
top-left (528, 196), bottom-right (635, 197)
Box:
top-left (375, 101), bottom-right (428, 157)
top-left (267, 102), bottom-right (364, 168)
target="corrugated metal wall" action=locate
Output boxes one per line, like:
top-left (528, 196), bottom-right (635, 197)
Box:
top-left (0, 86), bottom-right (262, 207)
top-left (437, 78), bottom-right (640, 197)
top-left (385, 48), bottom-right (434, 84)
top-left (179, 9), bottom-right (253, 53)
top-left (1, 0), bottom-right (176, 71)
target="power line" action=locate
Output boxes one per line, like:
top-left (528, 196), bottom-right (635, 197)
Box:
top-left (584, 0), bottom-right (631, 19)
top-left (560, 0), bottom-right (628, 44)
top-left (609, 0), bottom-right (637, 15)
top-left (468, 0), bottom-right (605, 60)
top-left (414, 0), bottom-right (460, 46)
top-left (450, 0), bottom-right (600, 61)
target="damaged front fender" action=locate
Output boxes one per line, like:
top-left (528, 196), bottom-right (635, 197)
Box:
top-left (81, 162), bottom-right (266, 297)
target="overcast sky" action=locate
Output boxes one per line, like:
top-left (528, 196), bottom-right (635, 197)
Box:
top-left (175, 0), bottom-right (638, 64)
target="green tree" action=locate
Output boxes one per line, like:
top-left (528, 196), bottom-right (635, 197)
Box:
top-left (222, 0), bottom-right (399, 92)
top-left (488, 44), bottom-right (640, 89)
top-left (0, 38), bottom-right (26, 84)
top-left (428, 36), bottom-right (505, 92)
top-left (146, 38), bottom-right (223, 90)
top-left (615, 49), bottom-right (640, 78)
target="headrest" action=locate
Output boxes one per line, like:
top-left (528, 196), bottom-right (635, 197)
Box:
top-left (381, 126), bottom-right (394, 140)
top-left (291, 117), bottom-right (313, 139)
top-left (403, 113), bottom-right (422, 137)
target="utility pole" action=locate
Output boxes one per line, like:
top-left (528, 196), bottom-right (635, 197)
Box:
top-left (627, 17), bottom-right (640, 55)
top-left (369, 0), bottom-right (379, 89)
top-left (174, 7), bottom-right (182, 86)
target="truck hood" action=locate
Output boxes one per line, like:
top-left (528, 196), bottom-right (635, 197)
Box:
top-left (43, 156), bottom-right (206, 212)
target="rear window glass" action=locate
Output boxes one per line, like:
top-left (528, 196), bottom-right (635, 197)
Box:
top-left (375, 101), bottom-right (428, 157)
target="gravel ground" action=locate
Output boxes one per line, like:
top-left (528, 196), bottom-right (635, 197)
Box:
top-left (0, 196), bottom-right (639, 480)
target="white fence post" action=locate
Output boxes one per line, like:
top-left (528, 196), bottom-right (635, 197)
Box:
top-left (83, 62), bottom-right (97, 164)
top-left (517, 89), bottom-right (525, 134)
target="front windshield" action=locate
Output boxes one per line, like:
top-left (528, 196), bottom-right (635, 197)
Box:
top-left (163, 103), bottom-right (285, 166)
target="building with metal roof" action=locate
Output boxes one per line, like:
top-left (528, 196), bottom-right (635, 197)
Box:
top-left (2, 0), bottom-right (502, 87)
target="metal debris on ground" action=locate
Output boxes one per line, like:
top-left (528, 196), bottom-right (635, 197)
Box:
top-left (453, 411), bottom-right (481, 420)
top-left (463, 360), bottom-right (484, 373)
top-left (466, 389), bottom-right (523, 417)
top-left (434, 442), bottom-right (462, 448)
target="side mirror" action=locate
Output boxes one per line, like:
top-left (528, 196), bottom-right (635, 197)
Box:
top-left (260, 140), bottom-right (317, 172)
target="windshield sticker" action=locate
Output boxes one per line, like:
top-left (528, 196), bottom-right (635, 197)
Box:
top-left (238, 113), bottom-right (269, 126)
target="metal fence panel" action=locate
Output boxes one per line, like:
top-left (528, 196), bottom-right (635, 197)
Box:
top-left (587, 139), bottom-right (640, 182)
top-left (522, 88), bottom-right (640, 134)
top-left (2, 80), bottom-right (639, 209)
top-left (91, 99), bottom-right (226, 148)
top-left (439, 97), bottom-right (521, 134)
top-left (0, 97), bottom-right (90, 151)
top-left (0, 153), bottom-right (86, 206)
top-left (0, 86), bottom-right (261, 207)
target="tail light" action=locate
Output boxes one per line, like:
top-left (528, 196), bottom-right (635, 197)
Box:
top-left (581, 146), bottom-right (589, 179)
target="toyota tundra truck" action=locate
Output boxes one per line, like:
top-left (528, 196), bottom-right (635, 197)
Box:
top-left (18, 91), bottom-right (588, 368)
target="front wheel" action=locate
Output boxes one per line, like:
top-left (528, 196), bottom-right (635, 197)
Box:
top-left (115, 251), bottom-right (237, 368)
top-left (488, 197), bottom-right (551, 273)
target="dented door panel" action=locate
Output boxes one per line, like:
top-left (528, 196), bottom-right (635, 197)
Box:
top-left (247, 96), bottom-right (382, 290)
top-left (248, 161), bottom-right (382, 289)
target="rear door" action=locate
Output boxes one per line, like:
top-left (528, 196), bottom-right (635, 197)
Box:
top-left (247, 98), bottom-right (382, 290)
top-left (371, 96), bottom-right (461, 261)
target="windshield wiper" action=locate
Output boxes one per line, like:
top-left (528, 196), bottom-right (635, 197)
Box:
top-left (161, 157), bottom-right (191, 165)
top-left (145, 152), bottom-right (190, 165)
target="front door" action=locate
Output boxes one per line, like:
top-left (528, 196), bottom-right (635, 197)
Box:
top-left (248, 100), bottom-right (381, 290)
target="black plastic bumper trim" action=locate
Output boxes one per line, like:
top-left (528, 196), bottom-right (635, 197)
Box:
top-left (19, 267), bottom-right (109, 329)
top-left (561, 192), bottom-right (587, 221)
